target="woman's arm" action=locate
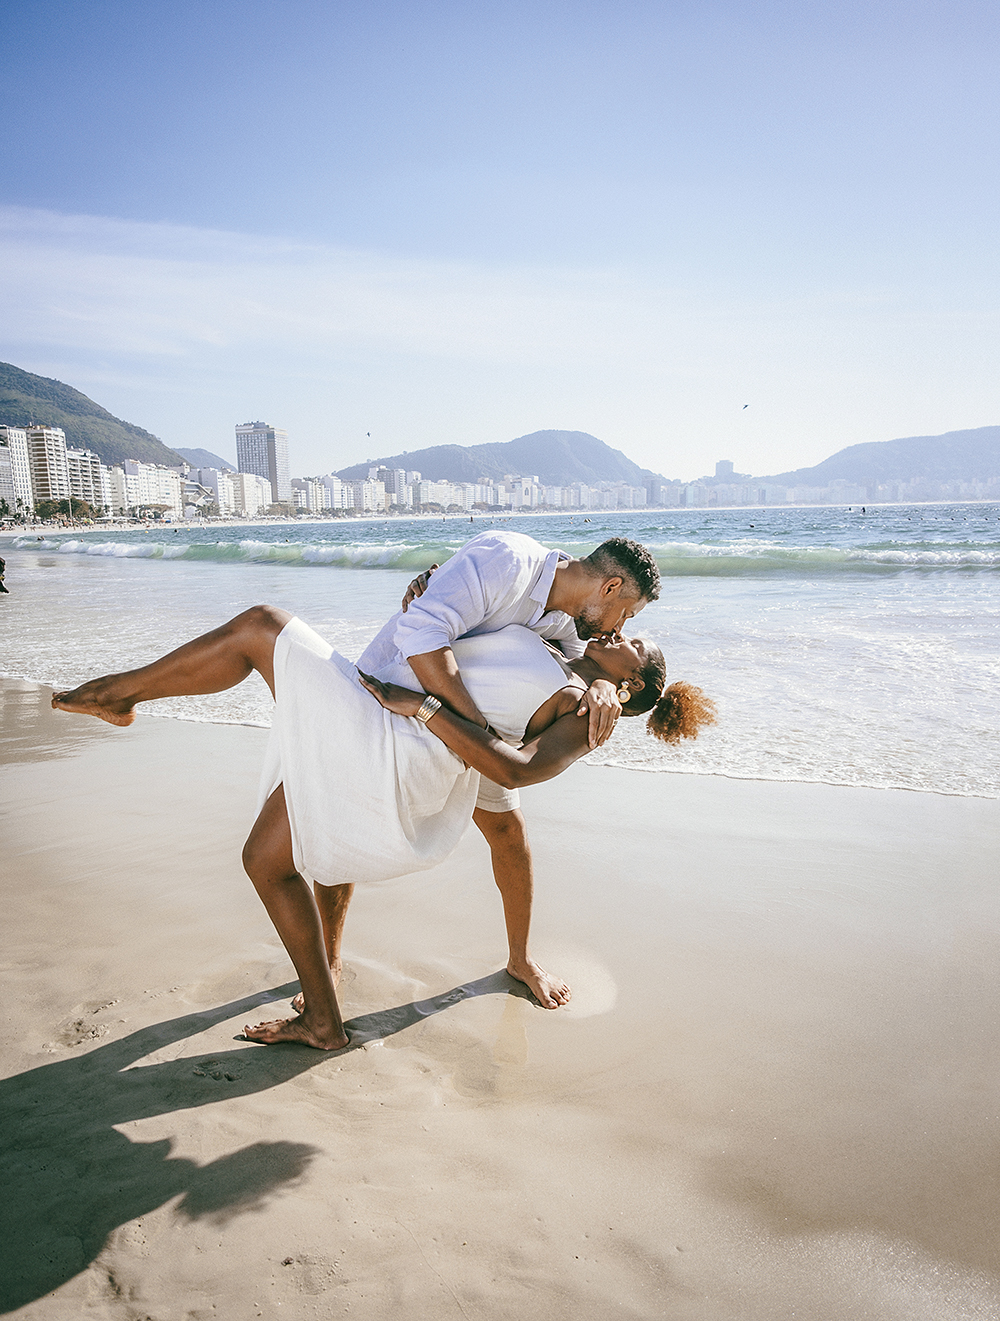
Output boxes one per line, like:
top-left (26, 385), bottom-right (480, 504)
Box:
top-left (357, 672), bottom-right (591, 789)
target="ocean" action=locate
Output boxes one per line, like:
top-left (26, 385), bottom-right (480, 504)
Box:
top-left (2, 505), bottom-right (998, 798)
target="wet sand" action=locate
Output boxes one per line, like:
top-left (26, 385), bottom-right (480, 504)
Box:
top-left (2, 674), bottom-right (999, 1319)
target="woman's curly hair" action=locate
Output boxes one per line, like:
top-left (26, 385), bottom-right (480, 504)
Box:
top-left (621, 643), bottom-right (717, 744)
top-left (645, 680), bottom-right (717, 744)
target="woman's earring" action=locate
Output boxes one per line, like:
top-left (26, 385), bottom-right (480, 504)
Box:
top-left (617, 685), bottom-right (631, 703)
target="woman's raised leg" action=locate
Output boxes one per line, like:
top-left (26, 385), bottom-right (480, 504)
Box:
top-left (241, 785), bottom-right (349, 1051)
top-left (51, 604), bottom-right (292, 724)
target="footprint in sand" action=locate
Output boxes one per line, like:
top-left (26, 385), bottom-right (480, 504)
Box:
top-left (192, 1058), bottom-right (240, 1082)
top-left (56, 999), bottom-right (122, 1047)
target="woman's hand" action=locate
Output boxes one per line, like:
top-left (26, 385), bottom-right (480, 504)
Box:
top-left (357, 670), bottom-right (426, 717)
top-left (576, 678), bottom-right (622, 749)
top-left (401, 564), bottom-right (439, 611)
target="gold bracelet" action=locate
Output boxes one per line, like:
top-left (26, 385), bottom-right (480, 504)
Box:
top-left (415, 695), bottom-right (442, 723)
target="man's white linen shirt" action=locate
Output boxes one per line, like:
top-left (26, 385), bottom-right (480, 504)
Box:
top-left (357, 531), bottom-right (586, 681)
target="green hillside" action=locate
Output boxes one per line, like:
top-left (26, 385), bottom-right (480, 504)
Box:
top-left (0, 362), bottom-right (182, 467)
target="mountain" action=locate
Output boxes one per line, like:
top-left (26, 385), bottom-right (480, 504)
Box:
top-left (0, 362), bottom-right (182, 467)
top-left (175, 447), bottom-right (235, 471)
top-left (759, 426), bottom-right (1000, 486)
top-left (337, 430), bottom-right (665, 487)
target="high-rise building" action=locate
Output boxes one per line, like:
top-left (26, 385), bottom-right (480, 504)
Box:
top-left (235, 421), bottom-right (290, 504)
top-left (66, 448), bottom-right (105, 510)
top-left (232, 471), bottom-right (273, 517)
top-left (107, 461), bottom-right (184, 516)
top-left (26, 426), bottom-right (70, 504)
top-left (320, 474), bottom-right (354, 510)
top-left (291, 477), bottom-right (328, 513)
top-left (372, 466), bottom-right (409, 506)
top-left (188, 467), bottom-right (236, 515)
top-left (347, 478), bottom-right (387, 513)
top-left (0, 426), bottom-right (33, 512)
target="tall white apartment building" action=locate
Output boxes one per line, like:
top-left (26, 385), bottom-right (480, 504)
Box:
top-left (188, 467), bottom-right (236, 515)
top-left (0, 426), bottom-right (33, 512)
top-left (232, 471), bottom-right (272, 517)
top-left (371, 466), bottom-right (409, 506)
top-left (507, 476), bottom-right (540, 508)
top-left (66, 448), bottom-right (105, 510)
top-left (347, 479), bottom-right (386, 513)
top-left (291, 477), bottom-right (327, 513)
top-left (235, 421), bottom-right (290, 504)
top-left (26, 426), bottom-right (70, 503)
top-left (411, 479), bottom-right (454, 509)
top-left (320, 474), bottom-right (354, 510)
top-left (107, 461), bottom-right (183, 516)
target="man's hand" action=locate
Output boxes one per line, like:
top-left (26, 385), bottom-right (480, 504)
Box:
top-left (401, 564), bottom-right (439, 611)
top-left (576, 679), bottom-right (622, 749)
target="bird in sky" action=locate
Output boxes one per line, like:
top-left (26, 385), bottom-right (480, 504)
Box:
top-left (742, 404), bottom-right (749, 409)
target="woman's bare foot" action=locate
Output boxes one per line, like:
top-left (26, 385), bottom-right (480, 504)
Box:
top-left (508, 958), bottom-right (571, 1009)
top-left (52, 677), bottom-right (136, 726)
top-left (242, 1012), bottom-right (349, 1051)
top-left (290, 958), bottom-right (342, 1013)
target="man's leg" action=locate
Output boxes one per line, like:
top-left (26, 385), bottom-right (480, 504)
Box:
top-left (473, 806), bottom-right (571, 1009)
top-left (291, 882), bottom-right (355, 1013)
top-left (241, 785), bottom-right (349, 1051)
top-left (51, 604), bottom-right (291, 723)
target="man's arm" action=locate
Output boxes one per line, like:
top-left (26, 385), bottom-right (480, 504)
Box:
top-left (407, 647), bottom-right (488, 728)
top-left (358, 672), bottom-right (590, 788)
top-left (402, 562), bottom-right (620, 746)
top-left (400, 563), bottom-right (488, 722)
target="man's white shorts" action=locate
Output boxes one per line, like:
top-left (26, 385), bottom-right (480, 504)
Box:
top-left (474, 776), bottom-right (520, 814)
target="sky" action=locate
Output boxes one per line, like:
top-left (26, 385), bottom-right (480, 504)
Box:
top-left (2, 0), bottom-right (998, 480)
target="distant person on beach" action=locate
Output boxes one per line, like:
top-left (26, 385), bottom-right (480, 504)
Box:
top-left (52, 535), bottom-right (715, 1052)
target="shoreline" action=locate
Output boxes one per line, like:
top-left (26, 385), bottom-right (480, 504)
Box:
top-left (3, 675), bottom-right (1000, 1317)
top-left (4, 675), bottom-right (997, 802)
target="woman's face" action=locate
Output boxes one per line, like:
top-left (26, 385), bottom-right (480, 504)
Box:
top-left (583, 634), bottom-right (648, 690)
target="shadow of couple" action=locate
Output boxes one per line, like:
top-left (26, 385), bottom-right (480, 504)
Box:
top-left (0, 968), bottom-right (532, 1312)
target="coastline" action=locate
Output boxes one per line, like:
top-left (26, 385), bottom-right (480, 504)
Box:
top-left (3, 676), bottom-right (999, 1318)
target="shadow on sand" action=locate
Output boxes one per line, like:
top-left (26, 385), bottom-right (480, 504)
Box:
top-left (0, 969), bottom-right (531, 1312)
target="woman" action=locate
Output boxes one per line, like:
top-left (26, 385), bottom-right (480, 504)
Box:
top-left (52, 606), bottom-right (714, 1050)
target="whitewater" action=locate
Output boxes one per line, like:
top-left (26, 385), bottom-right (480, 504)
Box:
top-left (2, 504), bottom-right (998, 797)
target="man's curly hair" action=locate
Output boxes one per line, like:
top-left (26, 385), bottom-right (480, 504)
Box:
top-left (584, 537), bottom-right (661, 602)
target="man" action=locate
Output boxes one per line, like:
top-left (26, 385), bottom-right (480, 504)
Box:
top-left (302, 531), bottom-right (661, 1010)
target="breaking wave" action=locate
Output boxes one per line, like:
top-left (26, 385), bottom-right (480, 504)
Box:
top-left (11, 533), bottom-right (1000, 575)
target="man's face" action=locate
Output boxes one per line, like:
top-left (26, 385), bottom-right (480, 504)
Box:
top-left (573, 580), bottom-right (647, 640)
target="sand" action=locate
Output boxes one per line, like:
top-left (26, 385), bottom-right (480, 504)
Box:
top-left (2, 674), bottom-right (999, 1320)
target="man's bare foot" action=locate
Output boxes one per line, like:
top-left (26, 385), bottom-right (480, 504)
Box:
top-left (242, 1013), bottom-right (349, 1051)
top-left (290, 958), bottom-right (342, 1013)
top-left (51, 677), bottom-right (136, 727)
top-left (508, 958), bottom-right (571, 1009)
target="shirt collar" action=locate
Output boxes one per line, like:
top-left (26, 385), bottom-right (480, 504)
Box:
top-left (526, 548), bottom-right (570, 626)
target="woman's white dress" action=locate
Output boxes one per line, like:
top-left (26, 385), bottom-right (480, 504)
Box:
top-left (258, 618), bottom-right (578, 886)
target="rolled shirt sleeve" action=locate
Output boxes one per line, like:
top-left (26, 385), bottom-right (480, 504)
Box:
top-left (393, 536), bottom-right (534, 661)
